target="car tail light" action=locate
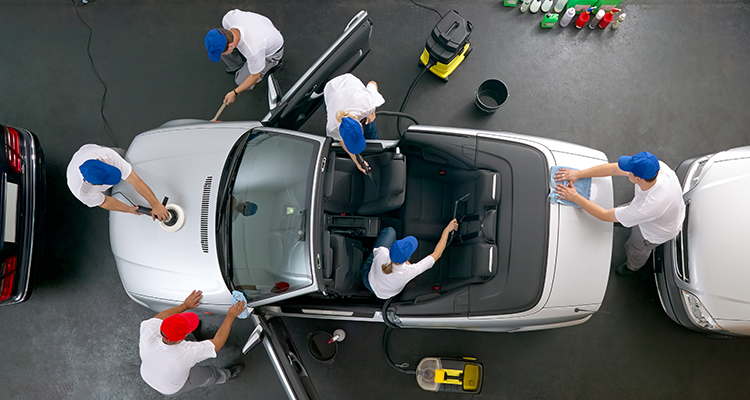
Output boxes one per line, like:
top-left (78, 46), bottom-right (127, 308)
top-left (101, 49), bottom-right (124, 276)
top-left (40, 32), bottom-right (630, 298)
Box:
top-left (0, 255), bottom-right (18, 301)
top-left (4, 127), bottom-right (23, 173)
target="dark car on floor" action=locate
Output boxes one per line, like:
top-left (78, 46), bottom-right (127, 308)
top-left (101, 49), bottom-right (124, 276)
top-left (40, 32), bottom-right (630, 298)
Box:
top-left (0, 124), bottom-right (45, 305)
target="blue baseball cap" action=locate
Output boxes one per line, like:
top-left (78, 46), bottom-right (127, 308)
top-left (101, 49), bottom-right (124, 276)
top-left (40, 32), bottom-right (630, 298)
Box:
top-left (389, 236), bottom-right (418, 264)
top-left (205, 29), bottom-right (227, 63)
top-left (339, 117), bottom-right (365, 154)
top-left (79, 159), bottom-right (122, 185)
top-left (618, 151), bottom-right (660, 180)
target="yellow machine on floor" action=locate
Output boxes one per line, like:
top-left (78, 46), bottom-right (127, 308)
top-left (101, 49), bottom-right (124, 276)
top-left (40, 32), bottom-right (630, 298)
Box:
top-left (419, 10), bottom-right (473, 81)
top-left (416, 357), bottom-right (483, 394)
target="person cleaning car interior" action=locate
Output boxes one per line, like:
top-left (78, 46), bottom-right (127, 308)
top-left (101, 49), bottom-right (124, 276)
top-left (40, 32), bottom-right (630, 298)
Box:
top-left (323, 73), bottom-right (385, 174)
top-left (362, 219), bottom-right (458, 299)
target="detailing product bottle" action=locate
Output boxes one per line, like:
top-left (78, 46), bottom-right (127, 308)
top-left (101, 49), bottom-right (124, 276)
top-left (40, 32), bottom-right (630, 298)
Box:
top-left (520, 0), bottom-right (532, 12)
top-left (541, 0), bottom-right (553, 12)
top-left (530, 0), bottom-right (542, 13)
top-left (598, 8), bottom-right (621, 28)
top-left (541, 12), bottom-right (559, 28)
top-left (589, 9), bottom-right (605, 28)
top-left (575, 7), bottom-right (594, 28)
top-left (593, 0), bottom-right (623, 12)
top-left (504, 0), bottom-right (519, 6)
top-left (611, 12), bottom-right (626, 29)
top-left (560, 7), bottom-right (576, 27)
top-left (554, 0), bottom-right (569, 13)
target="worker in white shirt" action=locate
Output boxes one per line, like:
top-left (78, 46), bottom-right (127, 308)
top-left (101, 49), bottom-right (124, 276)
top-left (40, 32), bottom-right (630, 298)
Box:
top-left (323, 73), bottom-right (385, 174)
top-left (361, 219), bottom-right (458, 299)
top-left (204, 9), bottom-right (284, 105)
top-left (66, 144), bottom-right (169, 221)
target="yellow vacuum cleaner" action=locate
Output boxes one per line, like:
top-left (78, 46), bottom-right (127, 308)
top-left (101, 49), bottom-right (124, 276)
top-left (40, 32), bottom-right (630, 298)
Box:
top-left (419, 10), bottom-right (473, 81)
top-left (416, 357), bottom-right (483, 394)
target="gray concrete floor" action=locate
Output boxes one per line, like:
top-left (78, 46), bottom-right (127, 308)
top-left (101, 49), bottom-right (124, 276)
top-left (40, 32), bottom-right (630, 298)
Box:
top-left (2, 0), bottom-right (750, 399)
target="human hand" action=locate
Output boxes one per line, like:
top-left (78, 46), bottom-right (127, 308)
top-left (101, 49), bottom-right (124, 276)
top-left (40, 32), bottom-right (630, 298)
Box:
top-left (223, 91), bottom-right (237, 105)
top-left (357, 160), bottom-right (370, 175)
top-left (183, 290), bottom-right (203, 309)
top-left (554, 182), bottom-right (579, 202)
top-left (128, 205), bottom-right (141, 216)
top-left (227, 301), bottom-right (246, 319)
top-left (151, 203), bottom-right (170, 222)
top-left (554, 168), bottom-right (579, 184)
top-left (368, 81), bottom-right (378, 91)
top-left (365, 111), bottom-right (376, 124)
top-left (444, 218), bottom-right (459, 234)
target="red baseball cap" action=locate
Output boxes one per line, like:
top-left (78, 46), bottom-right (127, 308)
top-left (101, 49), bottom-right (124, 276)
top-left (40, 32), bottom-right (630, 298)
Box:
top-left (161, 312), bottom-right (200, 342)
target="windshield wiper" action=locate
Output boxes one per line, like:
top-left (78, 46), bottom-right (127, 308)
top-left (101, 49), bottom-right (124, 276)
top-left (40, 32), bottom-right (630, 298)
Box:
top-left (298, 209), bottom-right (307, 241)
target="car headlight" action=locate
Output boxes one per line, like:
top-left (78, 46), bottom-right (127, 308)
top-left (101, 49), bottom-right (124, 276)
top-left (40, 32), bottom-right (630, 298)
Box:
top-left (681, 290), bottom-right (722, 330)
top-left (683, 156), bottom-right (711, 194)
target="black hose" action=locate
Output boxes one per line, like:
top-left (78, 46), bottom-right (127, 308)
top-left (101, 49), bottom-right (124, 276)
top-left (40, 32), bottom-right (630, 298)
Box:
top-left (396, 62), bottom-right (433, 137)
top-left (375, 111), bottom-right (420, 140)
top-left (382, 327), bottom-right (416, 375)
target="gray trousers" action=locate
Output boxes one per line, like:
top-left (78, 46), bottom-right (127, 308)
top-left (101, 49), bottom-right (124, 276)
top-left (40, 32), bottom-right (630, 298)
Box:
top-left (624, 225), bottom-right (660, 271)
top-left (166, 365), bottom-right (231, 397)
top-left (222, 46), bottom-right (284, 89)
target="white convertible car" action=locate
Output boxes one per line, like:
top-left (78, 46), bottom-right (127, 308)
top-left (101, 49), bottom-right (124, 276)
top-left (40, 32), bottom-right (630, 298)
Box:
top-left (109, 10), bottom-right (614, 398)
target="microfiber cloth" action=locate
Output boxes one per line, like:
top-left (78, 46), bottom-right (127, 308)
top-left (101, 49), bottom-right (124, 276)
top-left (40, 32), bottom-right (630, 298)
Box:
top-left (549, 166), bottom-right (591, 208)
top-left (231, 290), bottom-right (249, 319)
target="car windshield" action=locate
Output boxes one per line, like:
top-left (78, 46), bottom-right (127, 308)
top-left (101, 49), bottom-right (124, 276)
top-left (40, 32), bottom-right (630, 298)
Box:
top-left (227, 133), bottom-right (317, 302)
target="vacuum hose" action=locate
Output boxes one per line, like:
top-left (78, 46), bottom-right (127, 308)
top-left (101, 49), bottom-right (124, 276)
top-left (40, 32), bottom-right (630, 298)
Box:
top-left (381, 297), bottom-right (416, 374)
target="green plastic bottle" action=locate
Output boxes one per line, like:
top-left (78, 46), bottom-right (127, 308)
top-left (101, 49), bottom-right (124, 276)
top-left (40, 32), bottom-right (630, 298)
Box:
top-left (593, 0), bottom-right (623, 12)
top-left (541, 12), bottom-right (559, 28)
top-left (504, 0), bottom-right (519, 6)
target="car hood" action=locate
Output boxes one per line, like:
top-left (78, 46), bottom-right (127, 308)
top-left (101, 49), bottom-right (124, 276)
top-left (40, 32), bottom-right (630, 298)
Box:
top-left (684, 157), bottom-right (750, 319)
top-left (110, 122), bottom-right (259, 305)
top-left (544, 149), bottom-right (614, 309)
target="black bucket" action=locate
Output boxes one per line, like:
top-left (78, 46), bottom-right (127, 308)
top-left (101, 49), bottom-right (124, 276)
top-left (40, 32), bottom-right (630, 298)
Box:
top-left (475, 79), bottom-right (508, 114)
top-left (307, 331), bottom-right (338, 363)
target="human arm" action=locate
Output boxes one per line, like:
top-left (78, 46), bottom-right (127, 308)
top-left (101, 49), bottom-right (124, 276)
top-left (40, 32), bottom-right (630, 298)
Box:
top-left (554, 182), bottom-right (619, 223)
top-left (223, 72), bottom-right (262, 104)
top-left (99, 196), bottom-right (139, 215)
top-left (209, 301), bottom-right (246, 352)
top-left (154, 290), bottom-right (203, 320)
top-left (429, 219), bottom-right (459, 262)
top-left (553, 163), bottom-right (628, 184)
top-left (365, 81), bottom-right (379, 124)
top-left (123, 171), bottom-right (169, 221)
top-left (341, 140), bottom-right (369, 175)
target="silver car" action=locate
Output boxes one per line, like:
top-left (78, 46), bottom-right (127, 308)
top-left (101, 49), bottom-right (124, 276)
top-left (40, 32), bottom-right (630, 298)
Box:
top-left (653, 145), bottom-right (750, 337)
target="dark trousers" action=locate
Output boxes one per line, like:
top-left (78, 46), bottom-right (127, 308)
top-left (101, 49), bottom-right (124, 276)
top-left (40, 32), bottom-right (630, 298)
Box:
top-left (361, 227), bottom-right (397, 293)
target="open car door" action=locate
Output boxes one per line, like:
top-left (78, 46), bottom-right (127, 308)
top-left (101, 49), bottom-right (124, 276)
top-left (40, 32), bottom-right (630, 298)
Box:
top-left (261, 10), bottom-right (373, 130)
top-left (243, 310), bottom-right (319, 400)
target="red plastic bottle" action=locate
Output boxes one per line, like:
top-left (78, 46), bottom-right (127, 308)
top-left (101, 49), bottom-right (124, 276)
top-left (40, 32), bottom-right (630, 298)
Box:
top-left (599, 8), bottom-right (621, 29)
top-left (575, 7), bottom-right (595, 29)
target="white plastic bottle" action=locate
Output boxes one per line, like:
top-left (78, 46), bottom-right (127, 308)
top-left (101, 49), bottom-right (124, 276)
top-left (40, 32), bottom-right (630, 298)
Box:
top-left (541, 0), bottom-right (553, 12)
top-left (520, 0), bottom-right (532, 12)
top-left (530, 0), bottom-right (542, 13)
top-left (559, 7), bottom-right (576, 27)
top-left (554, 0), bottom-right (568, 13)
top-left (589, 9), bottom-right (605, 29)
top-left (611, 12), bottom-right (626, 29)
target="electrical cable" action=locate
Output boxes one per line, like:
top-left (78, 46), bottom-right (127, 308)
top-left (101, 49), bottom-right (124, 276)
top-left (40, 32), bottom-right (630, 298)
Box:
top-left (409, 0), bottom-right (443, 18)
top-left (111, 191), bottom-right (136, 206)
top-left (70, 0), bottom-right (119, 148)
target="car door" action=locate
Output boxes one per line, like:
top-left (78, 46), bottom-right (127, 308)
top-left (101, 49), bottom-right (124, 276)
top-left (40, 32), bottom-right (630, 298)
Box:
top-left (261, 10), bottom-right (373, 130)
top-left (243, 309), bottom-right (320, 400)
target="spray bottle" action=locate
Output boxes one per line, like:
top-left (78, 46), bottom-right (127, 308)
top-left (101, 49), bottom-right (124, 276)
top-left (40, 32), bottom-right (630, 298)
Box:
top-left (554, 0), bottom-right (568, 13)
top-left (560, 7), bottom-right (576, 27)
top-left (589, 9), bottom-right (605, 29)
top-left (520, 0), bottom-right (532, 12)
top-left (611, 12), bottom-right (626, 29)
top-left (541, 0), bottom-right (553, 12)
top-left (574, 7), bottom-right (595, 29)
top-left (530, 0), bottom-right (542, 13)
top-left (541, 12), bottom-right (559, 28)
top-left (598, 8), bottom-right (621, 28)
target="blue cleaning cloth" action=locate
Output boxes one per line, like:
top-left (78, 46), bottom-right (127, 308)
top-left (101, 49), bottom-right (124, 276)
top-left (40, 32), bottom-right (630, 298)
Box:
top-left (231, 290), bottom-right (249, 319)
top-left (549, 166), bottom-right (591, 209)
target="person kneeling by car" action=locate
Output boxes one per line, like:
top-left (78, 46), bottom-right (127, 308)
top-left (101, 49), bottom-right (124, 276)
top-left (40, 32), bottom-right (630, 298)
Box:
top-left (361, 219), bottom-right (459, 299)
top-left (139, 290), bottom-right (246, 396)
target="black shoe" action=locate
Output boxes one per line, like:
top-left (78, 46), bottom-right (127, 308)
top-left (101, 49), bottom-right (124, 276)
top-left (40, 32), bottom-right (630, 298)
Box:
top-left (615, 263), bottom-right (636, 276)
top-left (229, 363), bottom-right (244, 379)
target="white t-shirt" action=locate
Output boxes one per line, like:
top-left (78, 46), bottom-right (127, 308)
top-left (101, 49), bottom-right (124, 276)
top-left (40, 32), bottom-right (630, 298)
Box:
top-left (223, 10), bottom-right (284, 75)
top-left (66, 144), bottom-right (133, 207)
top-left (323, 74), bottom-right (386, 138)
top-left (615, 161), bottom-right (686, 244)
top-left (368, 247), bottom-right (435, 299)
top-left (139, 318), bottom-right (217, 395)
